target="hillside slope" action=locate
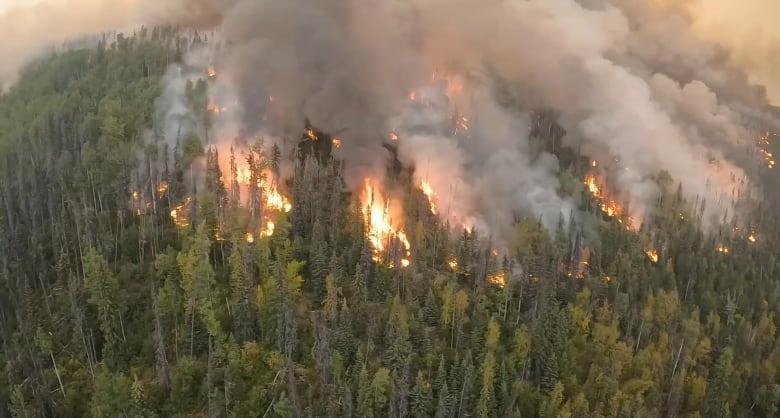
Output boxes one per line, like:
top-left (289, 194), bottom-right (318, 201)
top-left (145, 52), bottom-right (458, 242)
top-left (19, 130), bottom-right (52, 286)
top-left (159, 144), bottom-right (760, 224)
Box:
top-left (1, 30), bottom-right (780, 418)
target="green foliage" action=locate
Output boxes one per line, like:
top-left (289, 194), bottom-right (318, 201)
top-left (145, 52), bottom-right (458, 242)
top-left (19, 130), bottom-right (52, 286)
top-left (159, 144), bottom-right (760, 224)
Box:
top-left (2, 29), bottom-right (780, 418)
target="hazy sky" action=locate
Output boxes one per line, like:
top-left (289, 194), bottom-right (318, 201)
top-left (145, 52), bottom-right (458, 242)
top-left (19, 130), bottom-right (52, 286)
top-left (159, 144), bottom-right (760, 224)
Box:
top-left (0, 0), bottom-right (776, 102)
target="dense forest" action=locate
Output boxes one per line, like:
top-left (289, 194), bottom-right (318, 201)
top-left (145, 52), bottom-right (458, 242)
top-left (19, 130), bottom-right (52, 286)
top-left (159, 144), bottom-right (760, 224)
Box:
top-left (1, 29), bottom-right (780, 418)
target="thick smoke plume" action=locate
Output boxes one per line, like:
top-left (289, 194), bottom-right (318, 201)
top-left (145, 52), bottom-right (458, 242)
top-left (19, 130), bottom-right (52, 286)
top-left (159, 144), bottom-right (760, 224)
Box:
top-left (3, 0), bottom-right (779, 242)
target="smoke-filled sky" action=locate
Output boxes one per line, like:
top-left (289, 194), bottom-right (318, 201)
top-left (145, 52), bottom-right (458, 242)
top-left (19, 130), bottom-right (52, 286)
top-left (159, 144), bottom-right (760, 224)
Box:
top-left (1, 0), bottom-right (777, 99)
top-left (1, 0), bottom-right (779, 242)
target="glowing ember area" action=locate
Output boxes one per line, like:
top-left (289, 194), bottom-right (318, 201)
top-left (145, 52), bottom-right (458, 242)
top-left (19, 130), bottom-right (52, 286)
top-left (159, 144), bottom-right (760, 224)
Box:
top-left (759, 132), bottom-right (775, 168)
top-left (207, 101), bottom-right (228, 114)
top-left (568, 249), bottom-right (589, 280)
top-left (748, 234), bottom-right (757, 243)
top-left (447, 257), bottom-right (458, 271)
top-left (645, 249), bottom-right (659, 263)
top-left (388, 132), bottom-right (399, 141)
top-left (306, 128), bottom-right (318, 141)
top-left (332, 138), bottom-right (342, 148)
top-left (420, 180), bottom-right (437, 214)
top-left (170, 197), bottom-right (192, 228)
top-left (132, 191), bottom-right (140, 200)
top-left (456, 116), bottom-right (469, 132)
top-left (207, 66), bottom-right (216, 78)
top-left (361, 179), bottom-right (411, 268)
top-left (245, 233), bottom-right (255, 243)
top-left (409, 90), bottom-right (417, 101)
top-left (487, 271), bottom-right (506, 288)
top-left (157, 182), bottom-right (168, 196)
top-left (717, 245), bottom-right (730, 254)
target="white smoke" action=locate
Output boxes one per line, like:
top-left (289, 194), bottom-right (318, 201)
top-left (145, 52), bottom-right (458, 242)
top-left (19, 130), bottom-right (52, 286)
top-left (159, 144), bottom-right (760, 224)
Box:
top-left (5, 0), bottom-right (778, 239)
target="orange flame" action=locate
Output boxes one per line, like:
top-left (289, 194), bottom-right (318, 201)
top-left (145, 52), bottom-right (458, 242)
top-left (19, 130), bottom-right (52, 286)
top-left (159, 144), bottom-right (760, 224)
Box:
top-left (584, 172), bottom-right (630, 227)
top-left (447, 257), bottom-right (458, 271)
top-left (420, 180), bottom-right (437, 214)
top-left (207, 66), bottom-right (216, 78)
top-left (233, 167), bottom-right (292, 213)
top-left (645, 249), bottom-right (659, 263)
top-left (170, 197), bottom-right (192, 228)
top-left (388, 132), bottom-right (399, 141)
top-left (207, 101), bottom-right (228, 114)
top-left (487, 271), bottom-right (506, 288)
top-left (759, 132), bottom-right (775, 168)
top-left (717, 245), bottom-right (729, 254)
top-left (361, 179), bottom-right (411, 268)
top-left (332, 138), bottom-right (342, 148)
top-left (156, 182), bottom-right (168, 196)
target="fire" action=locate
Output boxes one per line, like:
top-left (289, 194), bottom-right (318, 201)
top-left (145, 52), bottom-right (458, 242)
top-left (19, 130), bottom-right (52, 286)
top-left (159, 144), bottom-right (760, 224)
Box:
top-left (645, 249), bottom-right (659, 263)
top-left (245, 233), bottom-right (255, 243)
top-left (487, 271), bottom-right (506, 288)
top-left (156, 182), bottom-right (168, 196)
top-left (132, 191), bottom-right (140, 200)
top-left (447, 257), bottom-right (458, 271)
top-left (717, 245), bottom-right (729, 254)
top-left (388, 132), bottom-right (399, 141)
top-left (748, 234), bottom-right (757, 243)
top-left (332, 138), bottom-right (342, 148)
top-left (262, 221), bottom-right (276, 238)
top-left (584, 173), bottom-right (631, 227)
top-left (420, 180), bottom-right (437, 214)
top-left (170, 197), bottom-right (192, 228)
top-left (361, 179), bottom-right (411, 268)
top-left (264, 181), bottom-right (293, 213)
top-left (759, 132), bottom-right (775, 168)
top-left (409, 90), bottom-right (416, 101)
top-left (207, 66), bottom-right (216, 78)
top-left (585, 174), bottom-right (601, 198)
top-left (457, 116), bottom-right (469, 132)
top-left (233, 167), bottom-right (292, 213)
top-left (207, 101), bottom-right (228, 114)
top-left (306, 128), bottom-right (318, 141)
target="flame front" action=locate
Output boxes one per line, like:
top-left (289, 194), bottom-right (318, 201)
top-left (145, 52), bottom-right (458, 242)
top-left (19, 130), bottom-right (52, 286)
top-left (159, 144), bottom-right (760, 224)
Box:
top-left (759, 132), bottom-right (775, 169)
top-left (361, 179), bottom-right (411, 268)
top-left (584, 171), bottom-right (631, 228)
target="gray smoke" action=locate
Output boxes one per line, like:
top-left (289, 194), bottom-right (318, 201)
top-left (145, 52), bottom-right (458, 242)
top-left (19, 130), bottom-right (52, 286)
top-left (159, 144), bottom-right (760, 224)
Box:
top-left (7, 0), bottom-right (773, 239)
top-left (142, 0), bottom-right (780, 237)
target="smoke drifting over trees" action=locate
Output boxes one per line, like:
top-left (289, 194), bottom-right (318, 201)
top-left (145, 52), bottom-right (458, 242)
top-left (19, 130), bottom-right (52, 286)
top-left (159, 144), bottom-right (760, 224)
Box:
top-left (2, 0), bottom-right (779, 238)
